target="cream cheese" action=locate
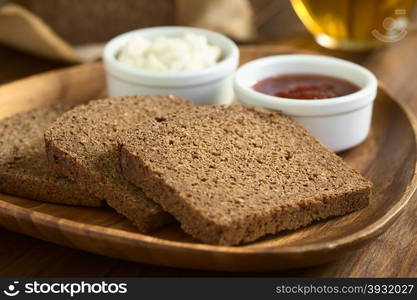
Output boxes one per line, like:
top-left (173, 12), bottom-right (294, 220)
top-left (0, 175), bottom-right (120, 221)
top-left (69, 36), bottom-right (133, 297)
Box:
top-left (117, 33), bottom-right (222, 72)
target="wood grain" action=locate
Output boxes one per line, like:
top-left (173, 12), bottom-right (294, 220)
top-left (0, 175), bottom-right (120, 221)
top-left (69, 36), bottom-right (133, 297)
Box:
top-left (0, 46), bottom-right (416, 272)
top-left (0, 62), bottom-right (106, 120)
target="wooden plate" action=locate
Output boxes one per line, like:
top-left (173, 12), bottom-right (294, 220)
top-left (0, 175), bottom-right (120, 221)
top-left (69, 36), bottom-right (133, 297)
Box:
top-left (0, 47), bottom-right (416, 272)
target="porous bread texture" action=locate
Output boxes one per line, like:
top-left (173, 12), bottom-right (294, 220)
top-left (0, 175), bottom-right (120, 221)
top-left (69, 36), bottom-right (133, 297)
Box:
top-left (44, 95), bottom-right (194, 232)
top-left (0, 104), bottom-right (101, 206)
top-left (119, 105), bottom-right (372, 245)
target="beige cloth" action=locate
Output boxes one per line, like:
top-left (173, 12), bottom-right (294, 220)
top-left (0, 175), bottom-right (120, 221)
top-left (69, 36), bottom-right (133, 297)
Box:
top-left (0, 4), bottom-right (81, 62)
top-left (0, 1), bottom-right (255, 63)
top-left (176, 0), bottom-right (255, 41)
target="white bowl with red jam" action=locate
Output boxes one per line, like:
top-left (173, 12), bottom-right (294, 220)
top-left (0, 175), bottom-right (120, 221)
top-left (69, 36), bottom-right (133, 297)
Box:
top-left (233, 54), bottom-right (377, 152)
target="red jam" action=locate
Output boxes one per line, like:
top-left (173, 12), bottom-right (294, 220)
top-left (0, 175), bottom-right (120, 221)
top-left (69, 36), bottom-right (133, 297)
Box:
top-left (252, 74), bottom-right (360, 100)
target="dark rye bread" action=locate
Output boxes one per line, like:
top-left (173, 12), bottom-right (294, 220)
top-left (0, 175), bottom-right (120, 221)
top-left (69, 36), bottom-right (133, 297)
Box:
top-left (44, 95), bottom-right (194, 232)
top-left (0, 104), bottom-right (101, 206)
top-left (119, 105), bottom-right (372, 245)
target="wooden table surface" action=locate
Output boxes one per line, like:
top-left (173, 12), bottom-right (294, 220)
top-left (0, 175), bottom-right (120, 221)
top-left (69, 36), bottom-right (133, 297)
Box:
top-left (1, 29), bottom-right (417, 277)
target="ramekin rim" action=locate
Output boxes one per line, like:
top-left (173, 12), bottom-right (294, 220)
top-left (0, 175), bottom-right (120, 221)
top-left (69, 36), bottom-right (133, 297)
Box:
top-left (103, 26), bottom-right (239, 81)
top-left (233, 54), bottom-right (378, 108)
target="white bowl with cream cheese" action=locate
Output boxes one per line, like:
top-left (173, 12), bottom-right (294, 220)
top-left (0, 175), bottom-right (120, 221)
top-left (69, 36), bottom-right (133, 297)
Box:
top-left (234, 55), bottom-right (378, 152)
top-left (103, 26), bottom-right (239, 105)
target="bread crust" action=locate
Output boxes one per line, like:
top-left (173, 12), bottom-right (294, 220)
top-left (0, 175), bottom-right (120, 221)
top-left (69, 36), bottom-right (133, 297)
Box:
top-left (44, 95), bottom-right (194, 232)
top-left (0, 104), bottom-right (101, 207)
top-left (120, 105), bottom-right (372, 245)
top-left (45, 138), bottom-right (170, 231)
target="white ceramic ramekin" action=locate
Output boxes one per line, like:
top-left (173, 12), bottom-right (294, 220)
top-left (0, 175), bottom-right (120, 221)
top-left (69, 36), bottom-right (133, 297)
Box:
top-left (234, 54), bottom-right (378, 152)
top-left (103, 26), bottom-right (239, 105)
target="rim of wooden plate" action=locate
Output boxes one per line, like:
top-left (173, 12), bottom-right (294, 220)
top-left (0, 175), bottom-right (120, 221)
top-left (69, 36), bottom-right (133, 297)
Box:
top-left (0, 65), bottom-right (415, 257)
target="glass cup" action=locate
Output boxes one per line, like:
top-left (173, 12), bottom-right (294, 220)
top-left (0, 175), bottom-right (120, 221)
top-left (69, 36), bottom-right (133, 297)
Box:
top-left (290, 0), bottom-right (416, 51)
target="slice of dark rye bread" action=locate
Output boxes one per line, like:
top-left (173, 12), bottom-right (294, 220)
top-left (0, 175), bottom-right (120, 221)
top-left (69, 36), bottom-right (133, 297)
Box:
top-left (44, 95), bottom-right (194, 232)
top-left (0, 104), bottom-right (101, 206)
top-left (119, 105), bottom-right (372, 245)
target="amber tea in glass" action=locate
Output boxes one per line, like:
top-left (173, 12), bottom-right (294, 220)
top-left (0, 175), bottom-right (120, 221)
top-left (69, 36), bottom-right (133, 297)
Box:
top-left (290, 0), bottom-right (416, 50)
